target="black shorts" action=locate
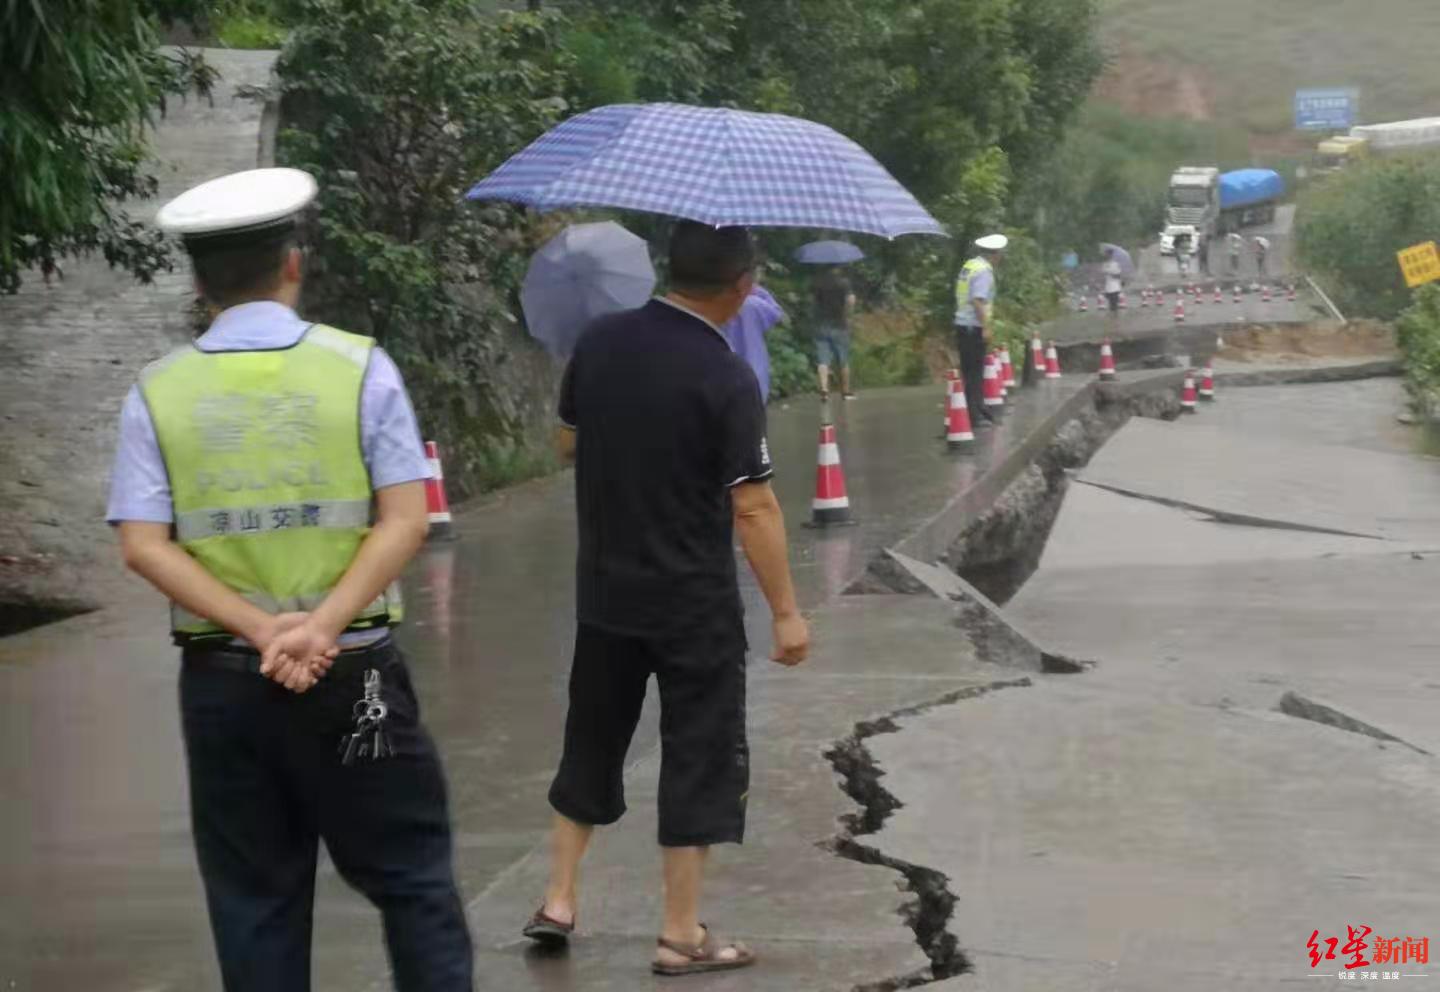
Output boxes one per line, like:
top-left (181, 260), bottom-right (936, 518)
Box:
top-left (548, 619), bottom-right (750, 847)
top-left (1106, 291), bottom-right (1121, 313)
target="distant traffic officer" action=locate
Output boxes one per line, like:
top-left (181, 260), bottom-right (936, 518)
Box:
top-left (954, 233), bottom-right (1007, 426)
top-left (106, 168), bottom-right (472, 991)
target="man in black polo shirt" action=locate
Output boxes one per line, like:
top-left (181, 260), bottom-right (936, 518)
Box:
top-left (523, 222), bottom-right (810, 976)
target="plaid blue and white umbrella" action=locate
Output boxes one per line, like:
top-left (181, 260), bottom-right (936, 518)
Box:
top-left (467, 103), bottom-right (946, 240)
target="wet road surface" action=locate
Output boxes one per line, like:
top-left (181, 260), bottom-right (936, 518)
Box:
top-left (0, 378), bottom-right (1084, 990)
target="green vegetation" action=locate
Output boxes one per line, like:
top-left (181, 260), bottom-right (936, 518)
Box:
top-left (0, 0), bottom-right (211, 292)
top-left (276, 0), bottom-right (574, 497)
top-left (1100, 0), bottom-right (1440, 135)
top-left (1296, 156), bottom-right (1440, 321)
top-left (273, 0), bottom-right (1103, 490)
top-left (213, 7), bottom-right (287, 48)
top-left (1396, 284), bottom-right (1440, 420)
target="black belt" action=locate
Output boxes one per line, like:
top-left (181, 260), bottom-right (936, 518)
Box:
top-left (183, 636), bottom-right (393, 675)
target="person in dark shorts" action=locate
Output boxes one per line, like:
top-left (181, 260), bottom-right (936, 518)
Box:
top-left (523, 222), bottom-right (810, 977)
top-left (812, 265), bottom-right (856, 400)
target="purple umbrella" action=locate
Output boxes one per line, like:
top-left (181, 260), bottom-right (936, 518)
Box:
top-left (1100, 243), bottom-right (1135, 275)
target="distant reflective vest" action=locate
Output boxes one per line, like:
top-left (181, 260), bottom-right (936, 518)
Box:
top-left (954, 256), bottom-right (994, 326)
top-left (141, 324), bottom-right (402, 642)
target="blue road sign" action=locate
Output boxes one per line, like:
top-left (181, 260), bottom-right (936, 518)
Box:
top-left (1295, 88), bottom-right (1359, 131)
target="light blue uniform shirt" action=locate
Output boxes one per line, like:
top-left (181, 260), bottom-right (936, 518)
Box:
top-left (954, 263), bottom-right (995, 328)
top-left (106, 301), bottom-right (431, 524)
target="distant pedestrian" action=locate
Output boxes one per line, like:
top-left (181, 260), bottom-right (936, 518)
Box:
top-left (954, 233), bottom-right (1006, 427)
top-left (527, 221), bottom-right (809, 977)
top-left (40, 255), bottom-right (63, 287)
top-left (721, 281), bottom-right (786, 402)
top-left (812, 265), bottom-right (855, 400)
top-left (1198, 235), bottom-right (1211, 276)
top-left (1175, 233), bottom-right (1193, 278)
top-left (107, 168), bottom-right (473, 992)
top-left (1102, 248), bottom-right (1125, 314)
top-left (1228, 232), bottom-right (1244, 276)
top-left (1254, 235), bottom-right (1271, 278)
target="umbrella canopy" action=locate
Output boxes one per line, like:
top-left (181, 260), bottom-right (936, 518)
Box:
top-left (468, 103), bottom-right (946, 239)
top-left (520, 221), bottom-right (656, 359)
top-left (794, 240), bottom-right (865, 265)
top-left (1100, 243), bottom-right (1135, 274)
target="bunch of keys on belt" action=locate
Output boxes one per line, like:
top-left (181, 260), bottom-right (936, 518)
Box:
top-left (340, 668), bottom-right (393, 765)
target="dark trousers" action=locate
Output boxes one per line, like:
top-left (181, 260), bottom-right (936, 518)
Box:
top-left (179, 640), bottom-right (472, 992)
top-left (954, 325), bottom-right (990, 421)
top-left (549, 620), bottom-right (749, 847)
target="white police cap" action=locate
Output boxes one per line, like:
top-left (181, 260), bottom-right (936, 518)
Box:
top-left (157, 168), bottom-right (317, 249)
top-left (975, 233), bottom-right (1009, 251)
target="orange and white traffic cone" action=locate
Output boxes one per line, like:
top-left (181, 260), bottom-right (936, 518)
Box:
top-left (1078, 293), bottom-right (1089, 313)
top-left (942, 368), bottom-right (959, 426)
top-left (946, 378), bottom-right (975, 447)
top-left (1288, 284), bottom-right (1297, 302)
top-left (1098, 339), bottom-right (1117, 380)
top-left (1000, 348), bottom-right (1017, 390)
top-left (1234, 284), bottom-right (1242, 304)
top-left (1199, 362), bottom-right (1215, 401)
top-left (1045, 342), bottom-right (1062, 380)
top-left (1181, 371), bottom-right (1199, 413)
top-left (1096, 291), bottom-right (1106, 312)
top-left (1174, 298), bottom-right (1186, 324)
top-left (424, 440), bottom-right (455, 541)
top-left (1213, 285), bottom-right (1223, 305)
top-left (811, 423), bottom-right (852, 526)
top-left (983, 354), bottom-right (1004, 410)
top-left (1262, 284), bottom-right (1272, 304)
top-left (1194, 284), bottom-right (1204, 306)
top-left (1140, 289), bottom-right (1150, 309)
top-left (1118, 291), bottom-right (1128, 311)
top-left (1031, 334), bottom-right (1046, 377)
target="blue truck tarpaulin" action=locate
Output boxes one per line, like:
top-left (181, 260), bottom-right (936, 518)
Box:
top-left (1219, 169), bottom-right (1285, 211)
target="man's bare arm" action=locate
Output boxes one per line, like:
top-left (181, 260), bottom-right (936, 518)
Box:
top-left (974, 298), bottom-right (993, 338)
top-left (261, 482), bottom-right (429, 683)
top-left (556, 425), bottom-right (577, 464)
top-left (119, 522), bottom-right (297, 650)
top-left (732, 481), bottom-right (808, 665)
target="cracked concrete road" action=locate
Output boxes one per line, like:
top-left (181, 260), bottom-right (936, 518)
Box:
top-left (2, 378), bottom-right (1096, 991)
top-left (866, 378), bottom-right (1440, 990)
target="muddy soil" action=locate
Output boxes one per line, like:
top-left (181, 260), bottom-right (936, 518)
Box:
top-left (1219, 321), bottom-right (1396, 364)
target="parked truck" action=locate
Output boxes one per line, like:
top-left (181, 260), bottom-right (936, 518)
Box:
top-left (1160, 166), bottom-right (1285, 255)
top-left (1314, 117), bottom-right (1440, 172)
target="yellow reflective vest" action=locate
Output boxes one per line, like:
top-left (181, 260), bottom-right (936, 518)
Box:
top-left (141, 324), bottom-right (402, 642)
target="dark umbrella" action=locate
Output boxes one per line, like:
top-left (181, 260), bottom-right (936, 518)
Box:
top-left (794, 240), bottom-right (865, 265)
top-left (520, 222), bottom-right (656, 359)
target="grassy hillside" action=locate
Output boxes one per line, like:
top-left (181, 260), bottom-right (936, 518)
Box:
top-left (1100, 0), bottom-right (1440, 135)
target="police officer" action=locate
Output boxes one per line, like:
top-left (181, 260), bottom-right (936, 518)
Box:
top-left (105, 169), bottom-right (472, 991)
top-left (954, 233), bottom-right (1007, 425)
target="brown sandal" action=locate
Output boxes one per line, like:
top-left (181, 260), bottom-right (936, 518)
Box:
top-left (652, 924), bottom-right (756, 976)
top-left (522, 906), bottom-right (575, 945)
